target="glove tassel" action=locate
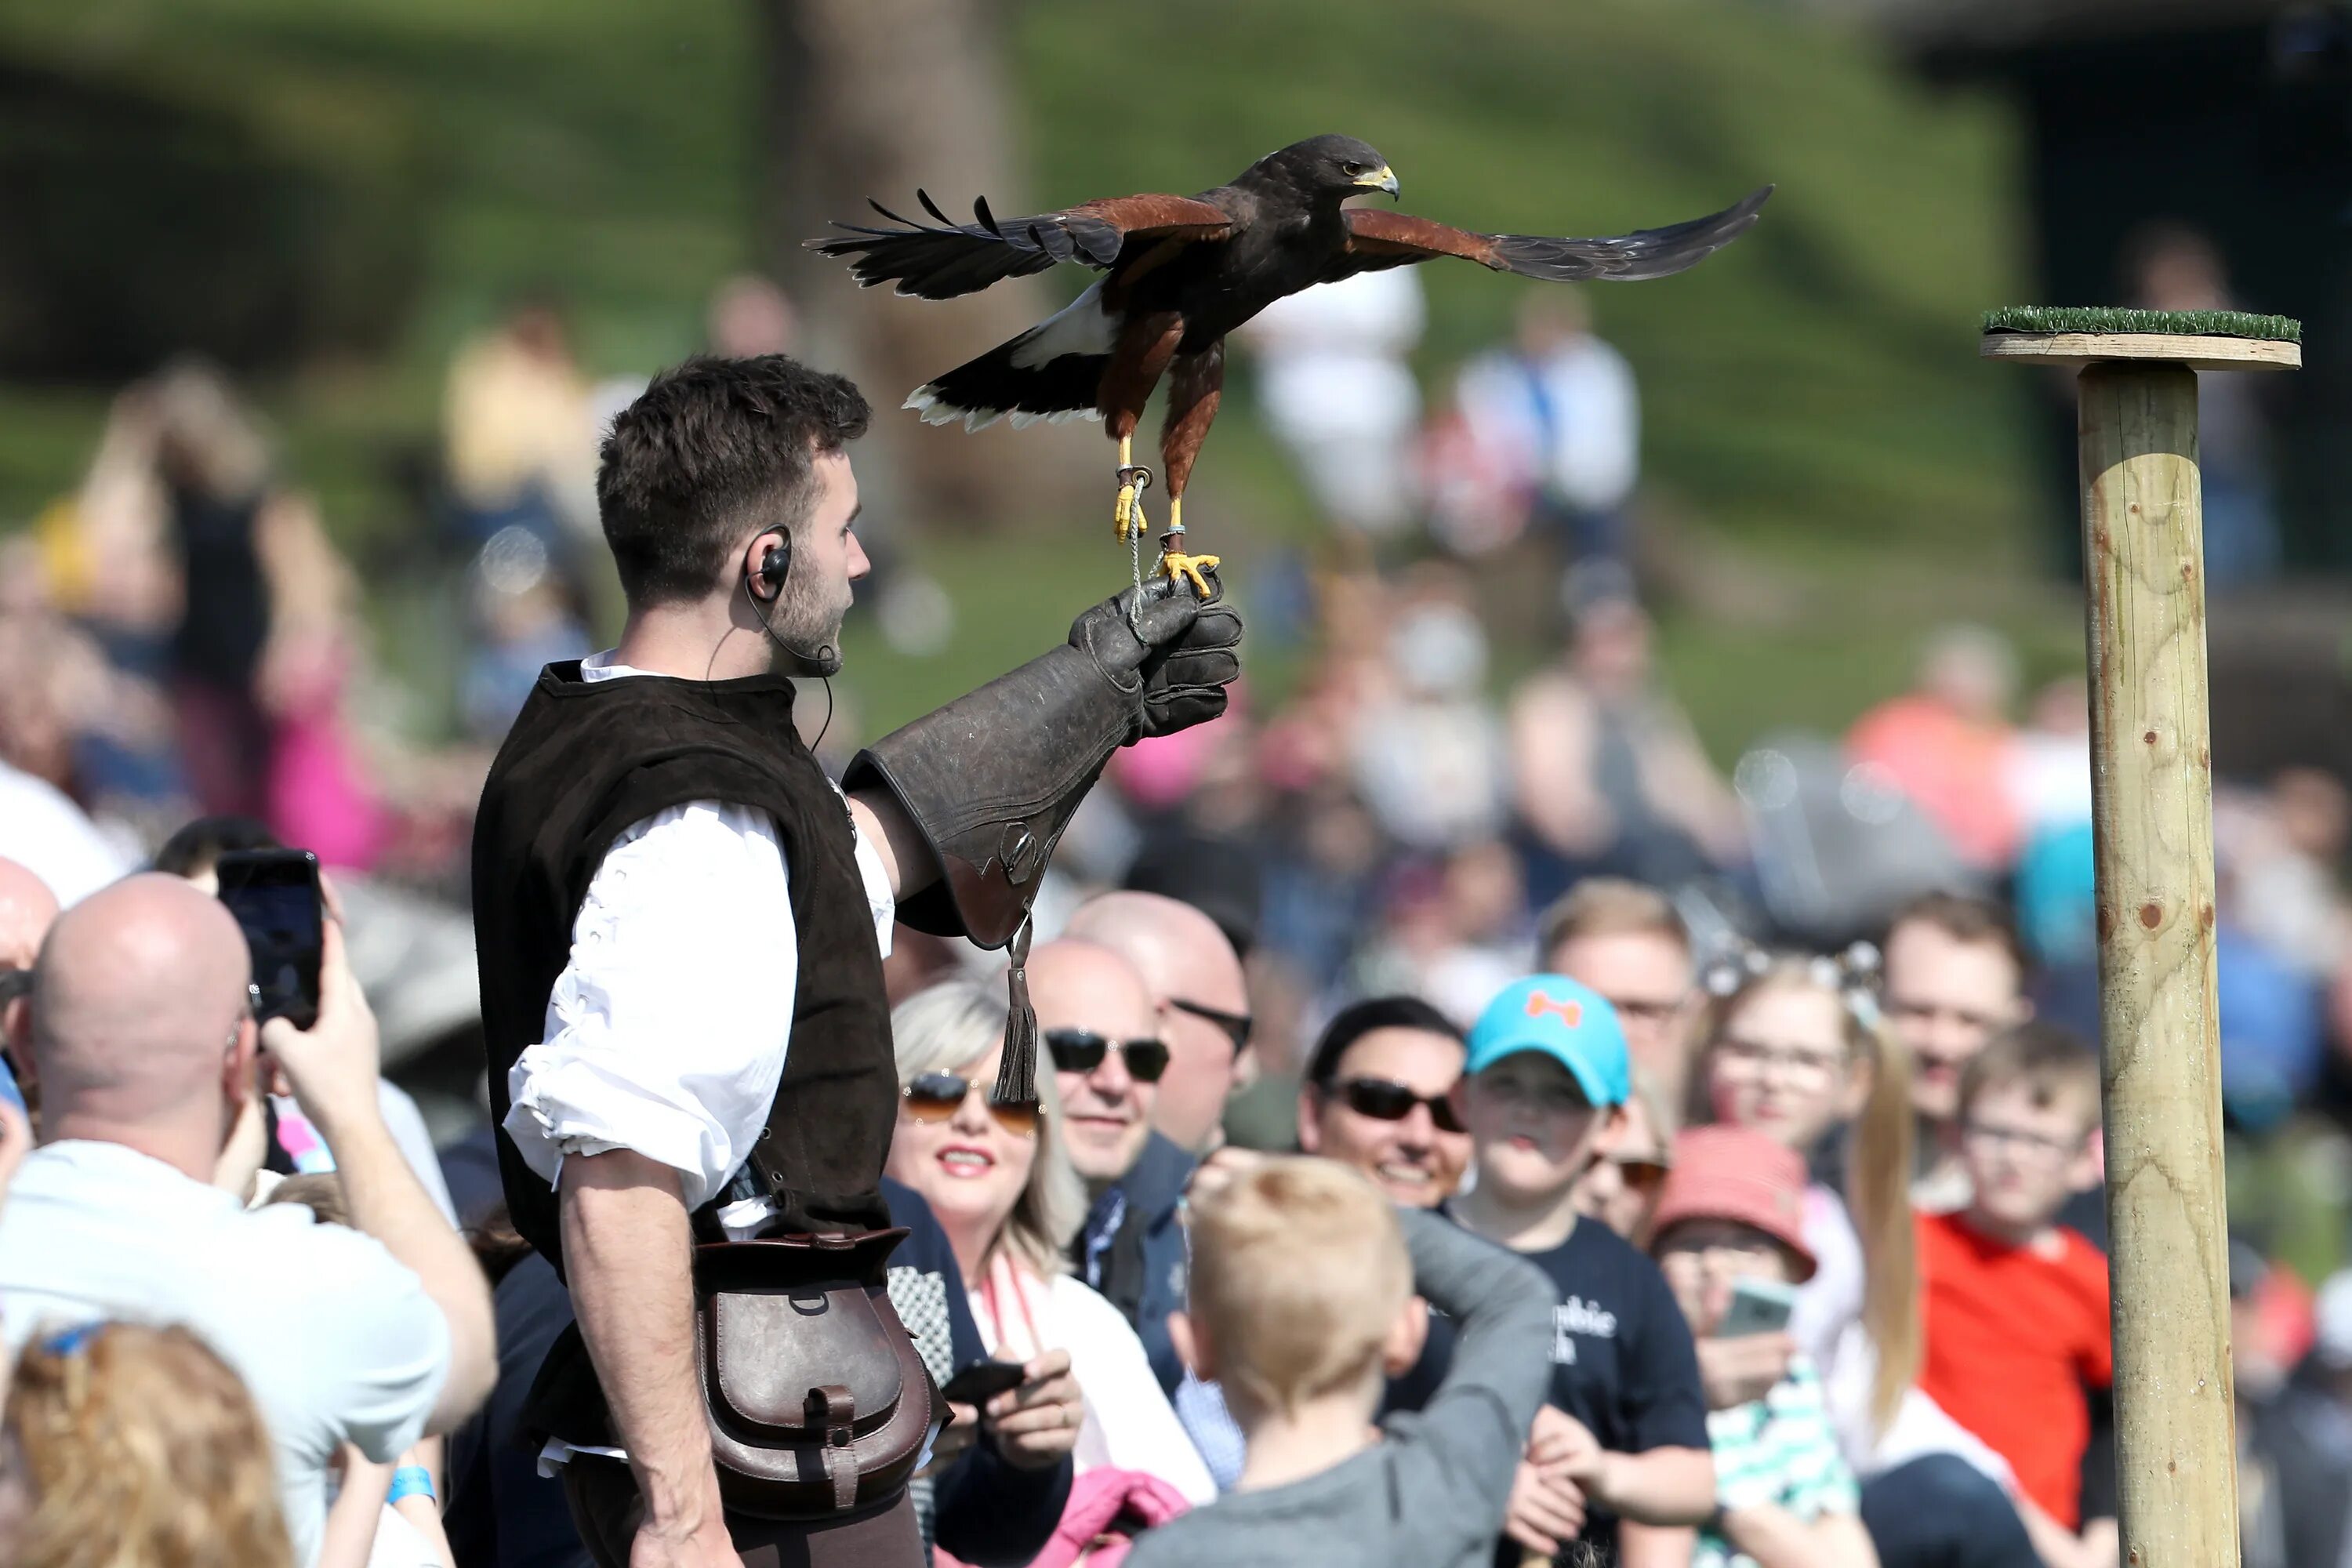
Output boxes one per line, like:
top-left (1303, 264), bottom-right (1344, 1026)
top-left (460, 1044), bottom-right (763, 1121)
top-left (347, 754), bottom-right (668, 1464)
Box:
top-left (993, 916), bottom-right (1039, 1108)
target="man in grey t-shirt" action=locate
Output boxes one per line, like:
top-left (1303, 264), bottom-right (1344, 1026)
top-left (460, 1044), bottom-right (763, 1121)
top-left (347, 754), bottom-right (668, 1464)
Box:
top-left (0, 875), bottom-right (495, 1566)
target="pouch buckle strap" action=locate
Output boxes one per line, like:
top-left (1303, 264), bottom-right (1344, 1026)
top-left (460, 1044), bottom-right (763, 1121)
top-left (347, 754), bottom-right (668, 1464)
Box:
top-left (806, 1384), bottom-right (858, 1510)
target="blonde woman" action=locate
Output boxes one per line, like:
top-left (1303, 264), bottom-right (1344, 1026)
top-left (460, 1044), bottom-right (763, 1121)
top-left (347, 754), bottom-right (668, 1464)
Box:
top-left (1693, 953), bottom-right (1916, 1436)
top-left (884, 978), bottom-right (1216, 1505)
top-left (2, 1322), bottom-right (292, 1568)
top-left (1693, 952), bottom-right (2036, 1568)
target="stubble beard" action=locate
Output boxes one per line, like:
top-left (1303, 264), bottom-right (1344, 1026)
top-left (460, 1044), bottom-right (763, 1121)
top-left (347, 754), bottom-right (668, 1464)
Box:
top-left (767, 580), bottom-right (849, 677)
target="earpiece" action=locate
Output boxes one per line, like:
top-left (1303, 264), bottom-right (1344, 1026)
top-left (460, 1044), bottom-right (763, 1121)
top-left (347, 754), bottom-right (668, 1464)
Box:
top-left (756, 533), bottom-right (793, 601)
top-left (742, 527), bottom-right (835, 686)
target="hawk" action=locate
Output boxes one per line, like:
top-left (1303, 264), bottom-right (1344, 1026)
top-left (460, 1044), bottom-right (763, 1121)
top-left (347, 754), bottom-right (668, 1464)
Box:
top-left (813, 134), bottom-right (1770, 595)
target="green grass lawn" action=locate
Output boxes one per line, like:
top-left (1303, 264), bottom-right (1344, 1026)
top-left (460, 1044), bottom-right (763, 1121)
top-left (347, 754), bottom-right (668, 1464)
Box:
top-left (0, 0), bottom-right (2072, 757)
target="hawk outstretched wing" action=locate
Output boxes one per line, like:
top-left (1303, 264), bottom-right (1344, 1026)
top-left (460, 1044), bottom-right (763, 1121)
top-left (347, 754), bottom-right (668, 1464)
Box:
top-left (1323, 185), bottom-right (1772, 285)
top-left (811, 191), bottom-right (1233, 301)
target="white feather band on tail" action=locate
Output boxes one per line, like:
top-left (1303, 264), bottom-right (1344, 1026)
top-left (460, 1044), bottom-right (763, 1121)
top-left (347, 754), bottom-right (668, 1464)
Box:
top-left (1009, 281), bottom-right (1116, 368)
top-left (901, 281), bottom-right (1119, 430)
top-left (903, 383), bottom-right (1103, 432)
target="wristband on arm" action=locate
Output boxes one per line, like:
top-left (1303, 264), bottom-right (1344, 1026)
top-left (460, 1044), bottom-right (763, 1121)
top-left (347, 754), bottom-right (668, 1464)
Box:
top-left (386, 1465), bottom-right (436, 1506)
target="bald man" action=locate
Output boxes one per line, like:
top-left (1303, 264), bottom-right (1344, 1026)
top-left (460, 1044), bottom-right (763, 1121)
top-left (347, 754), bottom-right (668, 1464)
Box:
top-left (1029, 939), bottom-right (1162, 1186)
top-left (0, 875), bottom-right (495, 1567)
top-left (1064, 891), bottom-right (1254, 1155)
top-left (0, 858), bottom-right (60, 1110)
top-left (1026, 933), bottom-right (1202, 1396)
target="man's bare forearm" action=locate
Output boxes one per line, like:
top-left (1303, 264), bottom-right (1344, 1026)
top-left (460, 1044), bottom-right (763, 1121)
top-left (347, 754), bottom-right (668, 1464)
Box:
top-left (846, 789), bottom-right (938, 902)
top-left (561, 1149), bottom-right (724, 1531)
top-left (328, 1113), bottom-right (496, 1429)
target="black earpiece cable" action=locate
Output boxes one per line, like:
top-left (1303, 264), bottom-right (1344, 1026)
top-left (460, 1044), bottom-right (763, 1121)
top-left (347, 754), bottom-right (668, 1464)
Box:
top-left (742, 568), bottom-right (837, 753)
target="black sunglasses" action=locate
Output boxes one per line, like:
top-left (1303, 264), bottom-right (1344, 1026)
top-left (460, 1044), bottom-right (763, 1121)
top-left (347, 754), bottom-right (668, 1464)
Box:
top-left (1170, 997), bottom-right (1252, 1055)
top-left (901, 1071), bottom-right (1041, 1139)
top-left (1044, 1028), bottom-right (1171, 1083)
top-left (1330, 1076), bottom-right (1467, 1134)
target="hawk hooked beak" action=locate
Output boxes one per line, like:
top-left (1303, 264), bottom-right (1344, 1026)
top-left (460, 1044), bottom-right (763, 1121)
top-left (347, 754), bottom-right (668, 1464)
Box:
top-left (1355, 165), bottom-right (1400, 200)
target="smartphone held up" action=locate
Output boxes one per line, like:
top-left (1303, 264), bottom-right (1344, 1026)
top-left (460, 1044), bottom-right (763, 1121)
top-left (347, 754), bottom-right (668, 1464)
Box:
top-left (1714, 1276), bottom-right (1797, 1339)
top-left (214, 848), bottom-right (324, 1031)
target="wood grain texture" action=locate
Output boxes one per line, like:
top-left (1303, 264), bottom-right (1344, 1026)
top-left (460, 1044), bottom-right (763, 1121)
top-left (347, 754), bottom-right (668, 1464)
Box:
top-left (1983, 332), bottom-right (2299, 371)
top-left (2076, 361), bottom-right (2239, 1568)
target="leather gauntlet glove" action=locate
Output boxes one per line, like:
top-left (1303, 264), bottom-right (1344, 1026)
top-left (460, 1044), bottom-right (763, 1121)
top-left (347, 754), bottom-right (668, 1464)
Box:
top-left (841, 575), bottom-right (1244, 951)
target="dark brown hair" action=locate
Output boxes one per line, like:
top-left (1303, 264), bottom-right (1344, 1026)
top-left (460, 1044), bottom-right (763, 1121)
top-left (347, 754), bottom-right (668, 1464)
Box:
top-left (596, 354), bottom-right (870, 604)
top-left (262, 1172), bottom-right (351, 1229)
top-left (1305, 995), bottom-right (1464, 1089)
top-left (1959, 1021), bottom-right (2101, 1131)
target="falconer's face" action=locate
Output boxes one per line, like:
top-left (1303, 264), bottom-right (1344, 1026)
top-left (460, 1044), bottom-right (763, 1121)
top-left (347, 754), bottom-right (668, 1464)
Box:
top-left (771, 450), bottom-right (869, 676)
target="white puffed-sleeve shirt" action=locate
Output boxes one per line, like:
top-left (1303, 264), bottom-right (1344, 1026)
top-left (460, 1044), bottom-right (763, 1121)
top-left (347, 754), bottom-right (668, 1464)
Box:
top-left (500, 652), bottom-right (896, 1229)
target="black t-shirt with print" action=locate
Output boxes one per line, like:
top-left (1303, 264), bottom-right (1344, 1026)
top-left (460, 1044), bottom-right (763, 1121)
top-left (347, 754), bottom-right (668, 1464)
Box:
top-left (1519, 1215), bottom-right (1708, 1455)
top-left (1393, 1210), bottom-right (1709, 1561)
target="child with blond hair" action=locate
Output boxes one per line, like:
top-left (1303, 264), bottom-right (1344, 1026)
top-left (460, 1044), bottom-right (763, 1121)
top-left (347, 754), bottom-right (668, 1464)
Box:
top-left (3, 1321), bottom-right (294, 1568)
top-left (1123, 1156), bottom-right (1553, 1568)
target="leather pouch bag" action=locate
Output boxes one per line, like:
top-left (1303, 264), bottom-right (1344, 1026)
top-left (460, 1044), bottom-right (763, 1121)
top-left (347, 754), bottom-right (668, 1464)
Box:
top-left (692, 1228), bottom-right (936, 1519)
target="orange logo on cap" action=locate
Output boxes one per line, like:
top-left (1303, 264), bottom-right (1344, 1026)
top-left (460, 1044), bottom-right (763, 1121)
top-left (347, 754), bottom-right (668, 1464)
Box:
top-left (1525, 992), bottom-right (1583, 1029)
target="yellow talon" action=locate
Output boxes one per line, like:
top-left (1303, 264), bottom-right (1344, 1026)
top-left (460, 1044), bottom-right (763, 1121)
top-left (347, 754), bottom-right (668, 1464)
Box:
top-left (1158, 550), bottom-right (1221, 600)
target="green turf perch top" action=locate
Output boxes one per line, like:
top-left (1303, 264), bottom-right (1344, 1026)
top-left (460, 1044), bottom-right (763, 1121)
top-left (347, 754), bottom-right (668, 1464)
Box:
top-left (1981, 304), bottom-right (2301, 371)
top-left (1984, 305), bottom-right (2299, 340)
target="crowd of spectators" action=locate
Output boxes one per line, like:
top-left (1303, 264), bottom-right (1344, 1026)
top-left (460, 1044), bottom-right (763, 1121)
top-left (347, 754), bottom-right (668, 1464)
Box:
top-left (0, 260), bottom-right (2344, 1568)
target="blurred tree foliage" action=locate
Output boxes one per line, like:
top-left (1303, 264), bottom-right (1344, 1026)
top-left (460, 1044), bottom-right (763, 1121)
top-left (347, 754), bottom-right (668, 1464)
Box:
top-left (0, 0), bottom-right (2060, 750)
top-left (0, 58), bottom-right (425, 379)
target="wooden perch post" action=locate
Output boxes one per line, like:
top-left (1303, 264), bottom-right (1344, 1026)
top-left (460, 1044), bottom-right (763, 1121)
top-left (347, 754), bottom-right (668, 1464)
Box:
top-left (1982, 316), bottom-right (2300, 1568)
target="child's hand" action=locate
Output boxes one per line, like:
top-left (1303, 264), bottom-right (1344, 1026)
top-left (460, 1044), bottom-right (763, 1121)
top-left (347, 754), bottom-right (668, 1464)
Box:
top-left (1518, 1406), bottom-right (1602, 1541)
top-left (1529, 1406), bottom-right (1601, 1470)
top-left (1532, 1409), bottom-right (1623, 1506)
top-left (1696, 1330), bottom-right (1793, 1410)
top-left (1504, 1457), bottom-right (1586, 1555)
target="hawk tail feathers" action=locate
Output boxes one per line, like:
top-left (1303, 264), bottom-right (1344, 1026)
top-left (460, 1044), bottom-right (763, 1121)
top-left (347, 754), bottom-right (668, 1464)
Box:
top-left (905, 335), bottom-right (1108, 432)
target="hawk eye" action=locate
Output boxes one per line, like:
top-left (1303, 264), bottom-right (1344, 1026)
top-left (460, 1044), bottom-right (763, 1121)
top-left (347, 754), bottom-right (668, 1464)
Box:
top-left (1342, 162), bottom-right (1363, 176)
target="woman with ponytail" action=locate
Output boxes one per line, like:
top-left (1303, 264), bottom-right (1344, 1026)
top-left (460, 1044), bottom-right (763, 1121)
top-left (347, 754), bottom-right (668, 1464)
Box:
top-left (1693, 949), bottom-right (2039, 1568)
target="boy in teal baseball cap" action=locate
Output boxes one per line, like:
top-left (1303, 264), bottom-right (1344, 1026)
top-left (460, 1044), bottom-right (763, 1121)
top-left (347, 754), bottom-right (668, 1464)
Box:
top-left (1445, 975), bottom-right (1715, 1560)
